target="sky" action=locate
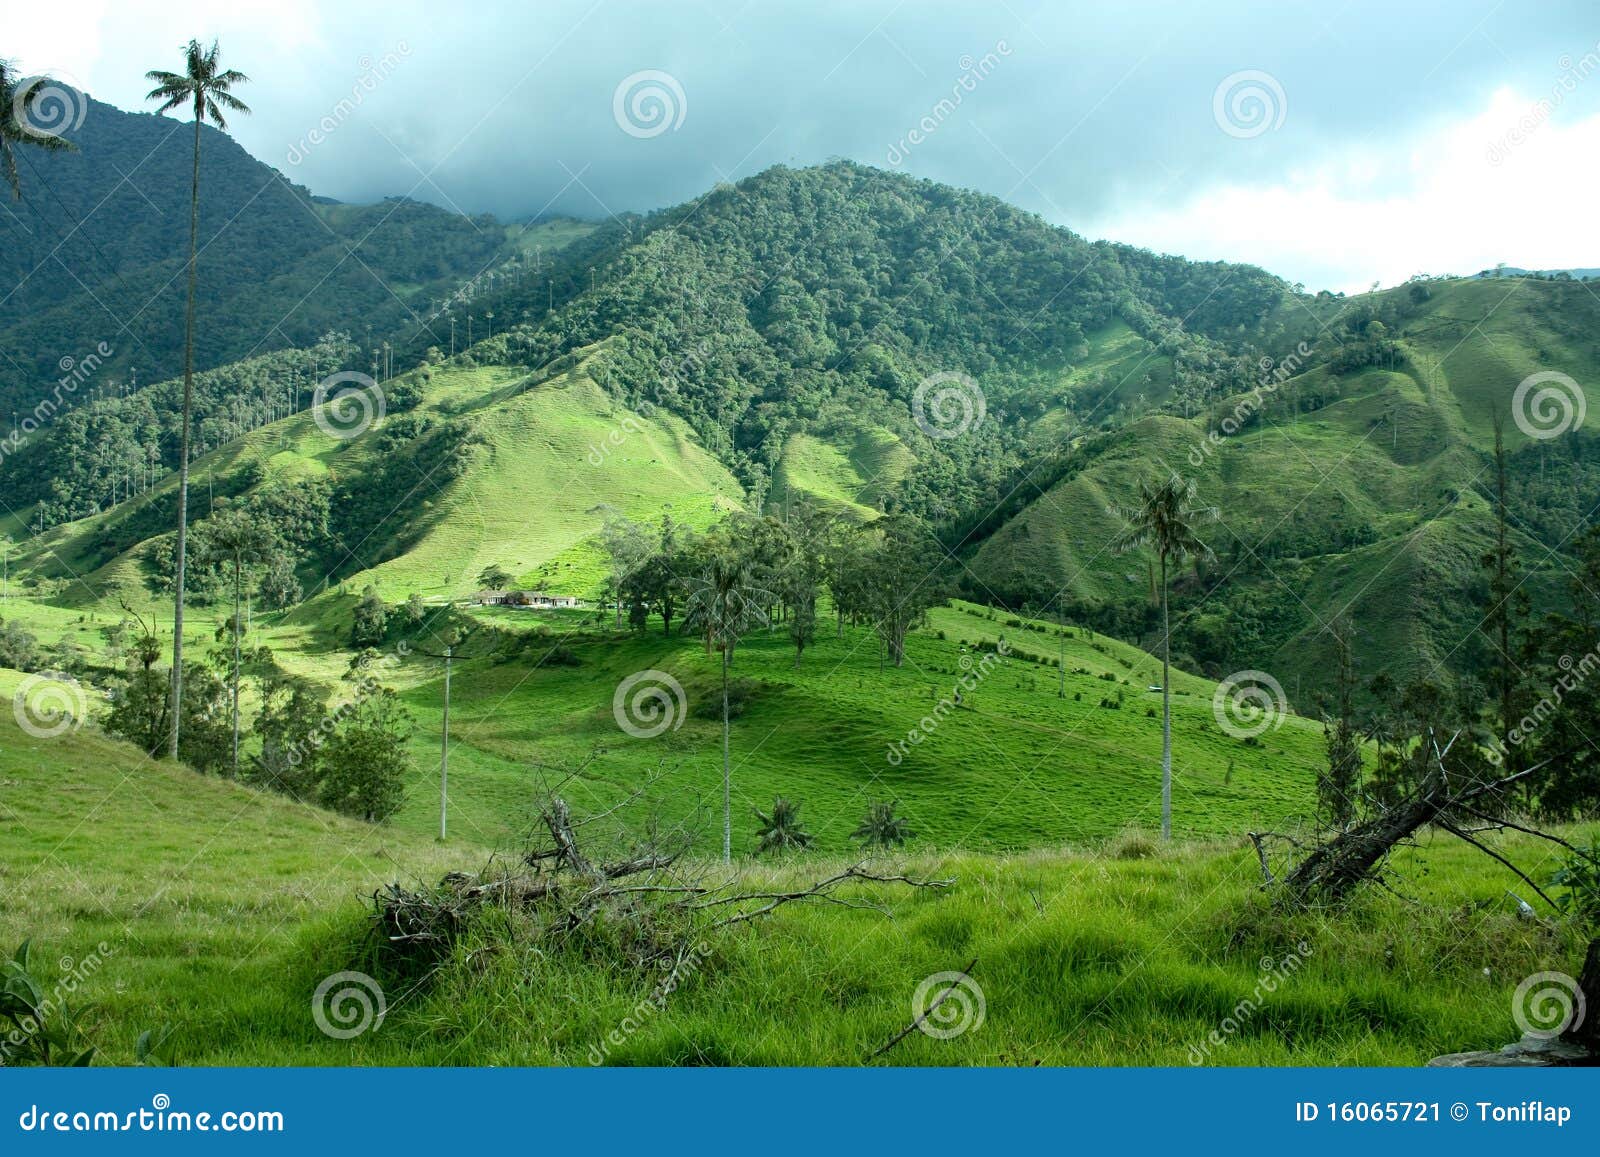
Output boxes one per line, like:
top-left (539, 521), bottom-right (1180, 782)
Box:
top-left (8, 0), bottom-right (1600, 293)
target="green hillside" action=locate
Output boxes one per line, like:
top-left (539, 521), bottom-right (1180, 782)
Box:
top-left (967, 277), bottom-right (1600, 699)
top-left (1, 688), bottom-right (1588, 1066)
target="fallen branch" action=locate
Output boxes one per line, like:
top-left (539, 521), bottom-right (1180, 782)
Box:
top-left (868, 958), bottom-right (979, 1060)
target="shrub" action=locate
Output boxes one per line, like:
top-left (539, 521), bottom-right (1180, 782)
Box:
top-left (1551, 842), bottom-right (1600, 930)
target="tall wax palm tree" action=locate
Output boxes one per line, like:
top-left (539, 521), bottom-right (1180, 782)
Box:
top-left (684, 554), bottom-right (771, 863)
top-left (145, 41), bottom-right (249, 760)
top-left (202, 507), bottom-right (274, 775)
top-left (1113, 474), bottom-right (1214, 841)
top-left (1, 61), bottom-right (76, 200)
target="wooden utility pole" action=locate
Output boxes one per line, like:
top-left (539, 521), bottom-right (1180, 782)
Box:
top-left (440, 642), bottom-right (451, 841)
top-left (1057, 605), bottom-right (1066, 698)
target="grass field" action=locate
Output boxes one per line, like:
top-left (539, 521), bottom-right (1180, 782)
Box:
top-left (0, 701), bottom-right (1590, 1066)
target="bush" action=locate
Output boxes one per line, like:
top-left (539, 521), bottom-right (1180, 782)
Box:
top-left (693, 676), bottom-right (760, 720)
top-left (1551, 842), bottom-right (1600, 930)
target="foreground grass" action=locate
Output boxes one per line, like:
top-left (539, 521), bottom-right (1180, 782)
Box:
top-left (0, 711), bottom-right (1590, 1066)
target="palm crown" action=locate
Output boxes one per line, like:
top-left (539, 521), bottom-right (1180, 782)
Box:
top-left (1112, 474), bottom-right (1214, 564)
top-left (145, 40), bottom-right (250, 127)
top-left (1, 60), bottom-right (76, 200)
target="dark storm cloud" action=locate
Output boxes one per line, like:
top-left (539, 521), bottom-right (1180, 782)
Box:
top-left (227, 0), bottom-right (1598, 236)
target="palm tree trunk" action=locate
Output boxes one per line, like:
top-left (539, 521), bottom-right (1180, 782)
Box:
top-left (721, 644), bottom-right (731, 864)
top-left (1160, 551), bottom-right (1172, 842)
top-left (168, 111), bottom-right (201, 762)
top-left (231, 551), bottom-right (241, 776)
top-left (1057, 607), bottom-right (1066, 698)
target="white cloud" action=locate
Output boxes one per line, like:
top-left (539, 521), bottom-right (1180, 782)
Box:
top-left (1085, 87), bottom-right (1600, 293)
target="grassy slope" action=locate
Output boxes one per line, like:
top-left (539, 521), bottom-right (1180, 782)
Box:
top-left (15, 350), bottom-right (744, 610)
top-left (347, 356), bottom-right (743, 602)
top-left (1, 690), bottom-right (1589, 1066)
top-left (370, 599), bottom-right (1320, 852)
top-left (969, 279), bottom-right (1598, 694)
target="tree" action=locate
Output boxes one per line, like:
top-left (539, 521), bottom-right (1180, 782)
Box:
top-left (598, 514), bottom-right (651, 628)
top-left (249, 671), bottom-right (326, 801)
top-left (684, 552), bottom-right (772, 862)
top-left (477, 564), bottom-right (514, 590)
top-left (627, 515), bottom-right (691, 638)
top-left (1528, 526), bottom-right (1600, 816)
top-left (777, 507), bottom-right (824, 665)
top-left (146, 40), bottom-right (251, 760)
top-left (853, 800), bottom-right (913, 848)
top-left (754, 796), bottom-right (813, 854)
top-left (351, 585), bottom-right (388, 648)
top-left (0, 62), bottom-right (75, 201)
top-left (1480, 414), bottom-right (1531, 793)
top-left (1319, 626), bottom-right (1362, 829)
top-left (1112, 473), bottom-right (1215, 841)
top-left (859, 514), bottom-right (947, 669)
top-left (105, 660), bottom-right (231, 773)
top-left (202, 506), bottom-right (275, 775)
top-left (318, 689), bottom-right (411, 822)
top-left (258, 555), bottom-right (301, 609)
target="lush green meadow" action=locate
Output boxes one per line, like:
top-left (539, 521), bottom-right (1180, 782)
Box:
top-left (0, 703), bottom-right (1588, 1066)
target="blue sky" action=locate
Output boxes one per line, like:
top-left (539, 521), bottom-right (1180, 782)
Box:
top-left (11, 0), bottom-right (1600, 291)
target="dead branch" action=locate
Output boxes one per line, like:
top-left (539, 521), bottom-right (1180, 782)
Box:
top-left (868, 958), bottom-right (979, 1060)
top-left (1436, 820), bottom-right (1560, 910)
top-left (695, 865), bottom-right (954, 929)
top-left (1247, 832), bottom-right (1274, 884)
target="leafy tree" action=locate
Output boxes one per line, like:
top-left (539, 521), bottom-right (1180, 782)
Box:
top-left (0, 62), bottom-right (75, 201)
top-left (105, 661), bottom-right (230, 773)
top-left (858, 514), bottom-right (947, 669)
top-left (1528, 526), bottom-right (1600, 816)
top-left (0, 618), bottom-right (40, 671)
top-left (626, 515), bottom-right (692, 638)
top-left (258, 555), bottom-right (302, 610)
top-left (317, 688), bottom-right (412, 822)
top-left (477, 564), bottom-right (514, 590)
top-left (351, 585), bottom-right (388, 648)
top-left (754, 796), bottom-right (813, 854)
top-left (145, 39), bottom-right (251, 761)
top-left (598, 513), bottom-right (651, 628)
top-left (248, 671), bottom-right (326, 801)
top-left (404, 593), bottom-right (427, 624)
top-left (1113, 474), bottom-right (1215, 841)
top-left (852, 800), bottom-right (913, 848)
top-left (776, 507), bottom-right (825, 666)
top-left (685, 551), bottom-right (772, 862)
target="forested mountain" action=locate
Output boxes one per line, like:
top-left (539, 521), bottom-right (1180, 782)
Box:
top-left (0, 90), bottom-right (509, 419)
top-left (10, 154), bottom-right (1599, 705)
